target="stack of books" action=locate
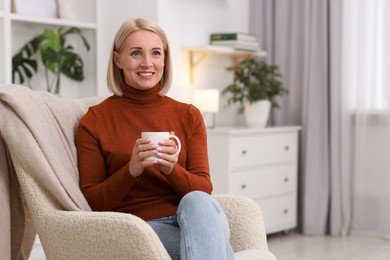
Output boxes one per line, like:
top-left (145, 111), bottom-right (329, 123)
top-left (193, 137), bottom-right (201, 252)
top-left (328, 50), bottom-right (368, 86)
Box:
top-left (209, 32), bottom-right (261, 52)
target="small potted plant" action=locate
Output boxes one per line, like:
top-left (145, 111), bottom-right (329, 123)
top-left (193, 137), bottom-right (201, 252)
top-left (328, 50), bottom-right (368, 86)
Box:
top-left (12, 26), bottom-right (90, 95)
top-left (222, 57), bottom-right (287, 127)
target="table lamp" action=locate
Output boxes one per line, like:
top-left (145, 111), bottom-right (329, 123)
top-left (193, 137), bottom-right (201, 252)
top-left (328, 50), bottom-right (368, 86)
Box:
top-left (193, 89), bottom-right (220, 128)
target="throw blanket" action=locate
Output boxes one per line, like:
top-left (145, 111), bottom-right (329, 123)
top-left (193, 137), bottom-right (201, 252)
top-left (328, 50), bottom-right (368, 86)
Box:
top-left (0, 84), bottom-right (91, 259)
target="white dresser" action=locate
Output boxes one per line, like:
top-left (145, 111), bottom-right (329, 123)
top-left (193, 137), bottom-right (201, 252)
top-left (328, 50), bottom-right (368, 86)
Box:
top-left (207, 126), bottom-right (301, 234)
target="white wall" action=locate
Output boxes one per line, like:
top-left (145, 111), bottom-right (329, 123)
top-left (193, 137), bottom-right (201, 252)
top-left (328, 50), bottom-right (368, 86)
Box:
top-left (160, 0), bottom-right (250, 126)
top-left (97, 0), bottom-right (250, 126)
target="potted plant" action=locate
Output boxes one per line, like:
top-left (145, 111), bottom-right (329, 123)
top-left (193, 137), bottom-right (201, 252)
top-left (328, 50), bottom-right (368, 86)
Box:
top-left (12, 26), bottom-right (90, 95)
top-left (222, 57), bottom-right (287, 127)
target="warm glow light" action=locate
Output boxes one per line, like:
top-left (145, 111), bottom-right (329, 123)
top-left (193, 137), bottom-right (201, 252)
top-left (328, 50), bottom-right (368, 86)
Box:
top-left (192, 89), bottom-right (220, 112)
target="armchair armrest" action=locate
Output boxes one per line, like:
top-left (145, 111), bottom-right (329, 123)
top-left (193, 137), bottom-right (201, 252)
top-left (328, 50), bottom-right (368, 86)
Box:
top-left (41, 209), bottom-right (170, 260)
top-left (213, 194), bottom-right (269, 252)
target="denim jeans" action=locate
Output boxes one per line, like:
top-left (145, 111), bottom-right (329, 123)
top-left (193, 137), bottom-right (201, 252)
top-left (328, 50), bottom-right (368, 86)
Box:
top-left (147, 191), bottom-right (235, 260)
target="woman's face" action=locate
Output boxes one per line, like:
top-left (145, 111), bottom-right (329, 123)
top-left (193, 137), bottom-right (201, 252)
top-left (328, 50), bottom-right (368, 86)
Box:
top-left (114, 30), bottom-right (165, 91)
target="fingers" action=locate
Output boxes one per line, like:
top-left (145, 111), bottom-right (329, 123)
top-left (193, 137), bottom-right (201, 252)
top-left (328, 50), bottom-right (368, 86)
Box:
top-left (157, 139), bottom-right (178, 155)
top-left (158, 154), bottom-right (178, 175)
top-left (155, 137), bottom-right (179, 175)
top-left (134, 138), bottom-right (157, 160)
top-left (130, 136), bottom-right (179, 176)
top-left (129, 138), bottom-right (158, 177)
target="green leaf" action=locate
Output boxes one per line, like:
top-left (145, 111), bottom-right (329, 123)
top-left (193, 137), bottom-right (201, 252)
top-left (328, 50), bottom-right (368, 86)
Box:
top-left (11, 26), bottom-right (90, 91)
top-left (61, 52), bottom-right (84, 81)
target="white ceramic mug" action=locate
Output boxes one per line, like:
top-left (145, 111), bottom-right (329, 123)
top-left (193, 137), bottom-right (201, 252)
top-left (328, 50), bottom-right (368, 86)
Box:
top-left (141, 132), bottom-right (181, 161)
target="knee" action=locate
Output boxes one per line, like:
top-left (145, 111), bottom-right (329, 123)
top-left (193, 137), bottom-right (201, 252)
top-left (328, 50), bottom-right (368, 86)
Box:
top-left (178, 191), bottom-right (219, 213)
top-left (182, 190), bottom-right (209, 203)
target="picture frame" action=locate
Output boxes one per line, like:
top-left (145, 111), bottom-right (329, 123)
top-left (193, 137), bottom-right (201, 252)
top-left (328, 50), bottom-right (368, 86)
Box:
top-left (12, 0), bottom-right (58, 18)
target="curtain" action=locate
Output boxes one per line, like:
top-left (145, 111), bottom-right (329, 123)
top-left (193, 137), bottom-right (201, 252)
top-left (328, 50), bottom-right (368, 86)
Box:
top-left (343, 0), bottom-right (390, 238)
top-left (250, 0), bottom-right (390, 237)
top-left (250, 0), bottom-right (334, 235)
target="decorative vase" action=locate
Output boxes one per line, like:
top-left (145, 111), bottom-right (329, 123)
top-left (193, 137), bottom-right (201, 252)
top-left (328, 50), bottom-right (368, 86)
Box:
top-left (57, 0), bottom-right (77, 20)
top-left (244, 99), bottom-right (271, 128)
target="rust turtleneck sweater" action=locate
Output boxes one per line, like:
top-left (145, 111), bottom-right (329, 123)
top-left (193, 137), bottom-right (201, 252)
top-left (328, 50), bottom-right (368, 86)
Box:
top-left (76, 85), bottom-right (212, 220)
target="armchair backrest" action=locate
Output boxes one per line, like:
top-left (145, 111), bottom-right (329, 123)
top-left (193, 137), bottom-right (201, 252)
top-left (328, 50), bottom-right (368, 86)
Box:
top-left (74, 95), bottom-right (108, 113)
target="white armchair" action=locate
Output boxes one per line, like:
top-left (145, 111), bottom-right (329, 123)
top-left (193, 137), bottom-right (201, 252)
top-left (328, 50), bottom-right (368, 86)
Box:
top-left (0, 85), bottom-right (276, 260)
top-left (17, 161), bottom-right (276, 259)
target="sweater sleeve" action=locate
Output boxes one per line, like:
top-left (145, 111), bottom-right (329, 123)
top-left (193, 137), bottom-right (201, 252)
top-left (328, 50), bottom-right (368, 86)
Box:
top-left (164, 105), bottom-right (213, 196)
top-left (76, 109), bottom-right (138, 211)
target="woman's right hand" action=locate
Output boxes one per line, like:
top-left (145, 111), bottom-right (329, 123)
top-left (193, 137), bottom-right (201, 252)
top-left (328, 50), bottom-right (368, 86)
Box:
top-left (128, 137), bottom-right (157, 177)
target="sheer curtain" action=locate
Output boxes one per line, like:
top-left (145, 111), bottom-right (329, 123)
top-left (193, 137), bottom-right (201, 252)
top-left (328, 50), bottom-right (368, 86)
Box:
top-left (343, 0), bottom-right (390, 238)
top-left (250, 0), bottom-right (390, 237)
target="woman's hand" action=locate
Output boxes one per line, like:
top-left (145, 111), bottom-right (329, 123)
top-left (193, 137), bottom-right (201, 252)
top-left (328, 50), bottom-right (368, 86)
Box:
top-left (128, 137), bottom-right (158, 177)
top-left (156, 131), bottom-right (180, 175)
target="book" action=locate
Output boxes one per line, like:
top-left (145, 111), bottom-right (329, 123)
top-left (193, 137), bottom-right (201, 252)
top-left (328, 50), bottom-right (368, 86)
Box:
top-left (210, 32), bottom-right (258, 42)
top-left (210, 40), bottom-right (261, 52)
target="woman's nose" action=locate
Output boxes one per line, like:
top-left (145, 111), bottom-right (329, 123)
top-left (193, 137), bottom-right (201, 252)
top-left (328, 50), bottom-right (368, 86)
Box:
top-left (140, 55), bottom-right (152, 68)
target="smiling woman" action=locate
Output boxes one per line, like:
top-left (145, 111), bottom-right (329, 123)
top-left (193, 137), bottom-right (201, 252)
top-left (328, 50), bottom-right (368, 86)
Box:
top-left (76, 17), bottom-right (236, 260)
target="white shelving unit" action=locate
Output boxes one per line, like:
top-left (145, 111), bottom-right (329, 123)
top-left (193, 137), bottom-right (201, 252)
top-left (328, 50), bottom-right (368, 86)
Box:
top-left (0, 0), bottom-right (7, 85)
top-left (0, 0), bottom-right (99, 98)
top-left (184, 45), bottom-right (266, 84)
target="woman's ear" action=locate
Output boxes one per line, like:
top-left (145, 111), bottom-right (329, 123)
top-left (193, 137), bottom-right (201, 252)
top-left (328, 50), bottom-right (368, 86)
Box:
top-left (113, 52), bottom-right (122, 69)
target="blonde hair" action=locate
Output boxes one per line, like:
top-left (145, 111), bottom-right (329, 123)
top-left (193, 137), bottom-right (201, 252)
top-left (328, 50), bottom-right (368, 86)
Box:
top-left (107, 18), bottom-right (172, 96)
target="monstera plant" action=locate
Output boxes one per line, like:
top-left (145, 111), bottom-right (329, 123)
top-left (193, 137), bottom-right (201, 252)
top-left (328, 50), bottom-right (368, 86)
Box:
top-left (12, 27), bottom-right (90, 94)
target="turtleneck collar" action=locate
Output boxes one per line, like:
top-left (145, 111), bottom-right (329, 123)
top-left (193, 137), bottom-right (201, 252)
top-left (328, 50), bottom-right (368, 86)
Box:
top-left (121, 84), bottom-right (162, 104)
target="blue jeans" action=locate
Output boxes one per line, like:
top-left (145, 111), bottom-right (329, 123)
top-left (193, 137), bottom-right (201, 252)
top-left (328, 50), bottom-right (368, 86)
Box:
top-left (147, 191), bottom-right (235, 260)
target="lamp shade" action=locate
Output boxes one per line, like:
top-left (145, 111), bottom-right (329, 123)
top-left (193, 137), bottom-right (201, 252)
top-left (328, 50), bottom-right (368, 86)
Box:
top-left (193, 89), bottom-right (220, 113)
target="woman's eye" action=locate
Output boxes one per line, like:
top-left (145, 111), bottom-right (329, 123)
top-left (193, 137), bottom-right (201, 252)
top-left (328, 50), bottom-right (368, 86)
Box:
top-left (153, 50), bottom-right (162, 57)
top-left (131, 51), bottom-right (142, 57)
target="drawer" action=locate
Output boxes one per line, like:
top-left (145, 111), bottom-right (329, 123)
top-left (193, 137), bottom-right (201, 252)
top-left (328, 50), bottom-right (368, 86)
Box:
top-left (256, 194), bottom-right (297, 234)
top-left (229, 133), bottom-right (297, 168)
top-left (229, 164), bottom-right (296, 198)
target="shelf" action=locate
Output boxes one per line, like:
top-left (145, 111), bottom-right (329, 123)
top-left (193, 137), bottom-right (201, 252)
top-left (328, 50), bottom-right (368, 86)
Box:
top-left (10, 14), bottom-right (96, 29)
top-left (1, 0), bottom-right (99, 97)
top-left (185, 45), bottom-right (267, 56)
top-left (184, 45), bottom-right (267, 84)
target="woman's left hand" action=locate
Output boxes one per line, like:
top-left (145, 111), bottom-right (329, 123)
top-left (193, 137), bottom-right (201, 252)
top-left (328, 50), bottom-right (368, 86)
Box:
top-left (157, 131), bottom-right (180, 175)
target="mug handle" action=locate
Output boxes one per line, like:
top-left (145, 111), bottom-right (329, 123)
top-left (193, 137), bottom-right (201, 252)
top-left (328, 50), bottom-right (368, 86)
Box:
top-left (168, 135), bottom-right (181, 157)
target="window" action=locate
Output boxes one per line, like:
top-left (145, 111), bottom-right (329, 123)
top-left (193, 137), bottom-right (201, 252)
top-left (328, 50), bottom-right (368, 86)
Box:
top-left (345, 0), bottom-right (387, 111)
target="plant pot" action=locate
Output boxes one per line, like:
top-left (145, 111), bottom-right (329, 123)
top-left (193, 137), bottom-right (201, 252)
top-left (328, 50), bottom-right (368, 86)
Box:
top-left (244, 99), bottom-right (271, 128)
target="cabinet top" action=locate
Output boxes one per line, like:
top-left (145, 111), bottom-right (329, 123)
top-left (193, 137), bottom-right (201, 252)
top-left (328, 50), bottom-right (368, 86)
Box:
top-left (207, 126), bottom-right (302, 135)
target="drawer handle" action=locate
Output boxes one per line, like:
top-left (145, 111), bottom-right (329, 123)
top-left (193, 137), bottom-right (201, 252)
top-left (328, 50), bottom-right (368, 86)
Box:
top-left (283, 209), bottom-right (289, 214)
top-left (241, 150), bottom-right (247, 155)
top-left (285, 146), bottom-right (290, 151)
top-left (284, 177), bottom-right (289, 183)
top-left (241, 184), bottom-right (247, 189)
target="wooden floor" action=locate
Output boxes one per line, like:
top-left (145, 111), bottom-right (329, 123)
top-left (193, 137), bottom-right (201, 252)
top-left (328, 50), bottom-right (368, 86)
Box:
top-left (267, 231), bottom-right (390, 260)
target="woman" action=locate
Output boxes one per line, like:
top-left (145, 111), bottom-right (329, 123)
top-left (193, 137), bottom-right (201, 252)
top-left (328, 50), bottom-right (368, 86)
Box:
top-left (76, 17), bottom-right (235, 259)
